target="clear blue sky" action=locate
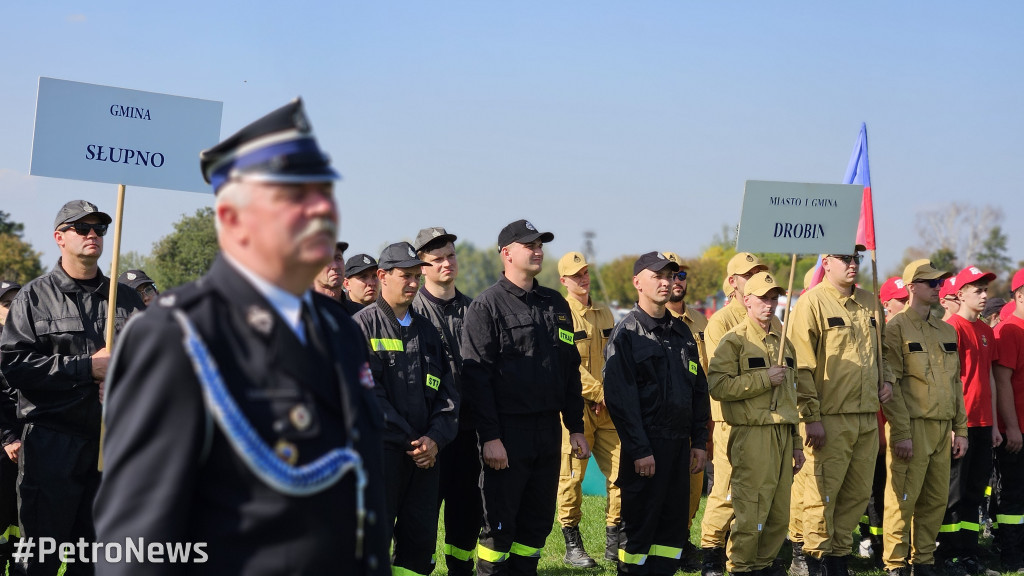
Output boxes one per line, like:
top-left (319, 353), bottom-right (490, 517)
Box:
top-left (2, 2), bottom-right (1022, 282)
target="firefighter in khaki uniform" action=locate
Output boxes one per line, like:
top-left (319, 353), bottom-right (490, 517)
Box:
top-left (708, 272), bottom-right (805, 576)
top-left (664, 251), bottom-right (709, 571)
top-left (699, 252), bottom-right (768, 576)
top-left (788, 246), bottom-right (894, 576)
top-left (555, 251), bottom-right (621, 567)
top-left (879, 260), bottom-right (968, 576)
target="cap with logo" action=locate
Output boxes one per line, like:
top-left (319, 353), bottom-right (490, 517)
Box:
top-left (744, 271), bottom-right (786, 298)
top-left (662, 251), bottom-right (689, 270)
top-left (879, 276), bottom-right (910, 303)
top-left (413, 227), bottom-right (458, 253)
top-left (378, 242), bottom-right (428, 271)
top-left (902, 259), bottom-right (953, 287)
top-left (54, 200), bottom-right (112, 229)
top-left (954, 265), bottom-right (996, 290)
top-left (0, 281), bottom-right (21, 301)
top-left (939, 276), bottom-right (959, 301)
top-left (726, 252), bottom-right (768, 277)
top-left (497, 220), bottom-right (554, 252)
top-left (200, 98), bottom-right (339, 193)
top-left (558, 251), bottom-right (588, 277)
top-left (633, 252), bottom-right (679, 276)
top-left (344, 254), bottom-right (378, 278)
top-left (117, 269), bottom-right (156, 290)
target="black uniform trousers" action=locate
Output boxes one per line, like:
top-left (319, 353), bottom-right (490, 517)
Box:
top-left (859, 450), bottom-right (886, 550)
top-left (992, 442), bottom-right (1024, 566)
top-left (439, 428), bottom-right (483, 576)
top-left (0, 455), bottom-right (17, 571)
top-left (15, 424), bottom-right (99, 576)
top-left (384, 448), bottom-right (441, 576)
top-left (617, 437), bottom-right (690, 576)
top-left (477, 413), bottom-right (561, 576)
top-left (938, 425), bottom-right (993, 560)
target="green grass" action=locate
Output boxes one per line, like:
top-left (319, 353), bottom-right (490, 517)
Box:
top-left (430, 495), bottom-right (1014, 576)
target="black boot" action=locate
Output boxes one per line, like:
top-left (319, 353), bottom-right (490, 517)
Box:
top-left (563, 526), bottom-right (599, 568)
top-left (790, 542), bottom-right (809, 576)
top-left (679, 540), bottom-right (701, 572)
top-left (820, 555), bottom-right (844, 576)
top-left (605, 524), bottom-right (620, 562)
top-left (804, 555), bottom-right (822, 576)
top-left (701, 547), bottom-right (726, 576)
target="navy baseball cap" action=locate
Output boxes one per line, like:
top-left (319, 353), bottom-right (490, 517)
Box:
top-left (200, 98), bottom-right (339, 192)
top-left (117, 269), bottom-right (156, 290)
top-left (378, 242), bottom-right (428, 271)
top-left (344, 254), bottom-right (378, 278)
top-left (497, 219), bottom-right (554, 252)
top-left (633, 252), bottom-right (679, 276)
top-left (0, 281), bottom-right (21, 301)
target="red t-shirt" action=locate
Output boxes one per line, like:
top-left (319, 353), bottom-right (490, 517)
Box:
top-left (947, 314), bottom-right (1000, 426)
top-left (995, 314), bottom-right (1024, 433)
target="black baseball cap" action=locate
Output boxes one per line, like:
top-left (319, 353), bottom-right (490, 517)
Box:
top-left (200, 98), bottom-right (339, 192)
top-left (378, 242), bottom-right (428, 271)
top-left (0, 281), bottom-right (21, 301)
top-left (413, 227), bottom-right (458, 252)
top-left (633, 251), bottom-right (680, 276)
top-left (497, 219), bottom-right (554, 252)
top-left (117, 269), bottom-right (156, 290)
top-left (344, 254), bottom-right (378, 278)
top-left (54, 200), bottom-right (112, 229)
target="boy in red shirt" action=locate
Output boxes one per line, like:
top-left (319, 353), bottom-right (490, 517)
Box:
top-left (993, 269), bottom-right (1024, 572)
top-left (938, 266), bottom-right (1002, 576)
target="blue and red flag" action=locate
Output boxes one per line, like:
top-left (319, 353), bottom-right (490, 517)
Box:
top-left (805, 123), bottom-right (873, 291)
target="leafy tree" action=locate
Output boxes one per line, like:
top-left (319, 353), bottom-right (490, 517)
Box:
top-left (115, 251), bottom-right (154, 279)
top-left (976, 226), bottom-right (1012, 295)
top-left (0, 211), bottom-right (25, 238)
top-left (596, 255), bottom-right (640, 308)
top-left (928, 247), bottom-right (958, 275)
top-left (454, 242), bottom-right (502, 298)
top-left (148, 208), bottom-right (218, 289)
top-left (0, 233), bottom-right (46, 283)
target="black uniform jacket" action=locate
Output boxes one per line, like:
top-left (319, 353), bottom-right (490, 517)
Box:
top-left (0, 259), bottom-right (143, 437)
top-left (94, 256), bottom-right (390, 576)
top-left (354, 298), bottom-right (459, 452)
top-left (412, 287), bottom-right (474, 428)
top-left (603, 305), bottom-right (711, 460)
top-left (460, 274), bottom-right (585, 443)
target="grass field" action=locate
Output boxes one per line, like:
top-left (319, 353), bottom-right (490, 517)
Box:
top-left (430, 495), bottom-right (1012, 576)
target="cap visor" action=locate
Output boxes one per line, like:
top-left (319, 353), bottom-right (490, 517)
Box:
top-left (381, 258), bottom-right (428, 270)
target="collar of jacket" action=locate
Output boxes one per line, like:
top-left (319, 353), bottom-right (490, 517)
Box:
top-left (373, 295), bottom-right (407, 327)
top-left (51, 257), bottom-right (109, 295)
top-left (498, 273), bottom-right (546, 299)
top-left (567, 295), bottom-right (597, 314)
top-left (902, 304), bottom-right (942, 330)
top-left (417, 284), bottom-right (465, 307)
top-left (819, 279), bottom-right (871, 308)
top-left (743, 314), bottom-right (783, 341)
top-left (633, 303), bottom-right (686, 337)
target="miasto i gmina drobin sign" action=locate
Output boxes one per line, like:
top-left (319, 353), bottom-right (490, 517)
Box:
top-left (29, 77), bottom-right (222, 469)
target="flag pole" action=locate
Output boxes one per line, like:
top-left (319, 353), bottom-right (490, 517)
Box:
top-left (770, 253), bottom-right (798, 410)
top-left (99, 183), bottom-right (126, 470)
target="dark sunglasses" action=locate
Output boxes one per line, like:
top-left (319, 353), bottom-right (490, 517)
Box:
top-left (675, 271), bottom-right (688, 281)
top-left (915, 278), bottom-right (943, 289)
top-left (60, 222), bottom-right (108, 237)
top-left (828, 254), bottom-right (863, 266)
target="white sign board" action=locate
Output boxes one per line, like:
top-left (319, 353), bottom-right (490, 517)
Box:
top-left (30, 77), bottom-right (222, 194)
top-left (736, 180), bottom-right (863, 255)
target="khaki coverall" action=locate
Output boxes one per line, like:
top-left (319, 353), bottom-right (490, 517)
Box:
top-left (700, 297), bottom-right (747, 549)
top-left (709, 317), bottom-right (800, 574)
top-left (557, 297), bottom-right (621, 527)
top-left (788, 281), bottom-right (892, 559)
top-left (672, 304), bottom-right (710, 532)
top-left (880, 307), bottom-right (967, 569)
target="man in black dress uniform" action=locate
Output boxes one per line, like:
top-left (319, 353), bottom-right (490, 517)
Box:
top-left (94, 98), bottom-right (390, 576)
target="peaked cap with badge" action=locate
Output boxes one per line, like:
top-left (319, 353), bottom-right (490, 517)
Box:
top-left (95, 99), bottom-right (389, 576)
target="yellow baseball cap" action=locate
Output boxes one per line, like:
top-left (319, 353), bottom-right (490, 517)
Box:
top-left (558, 251), bottom-right (588, 277)
top-left (745, 271), bottom-right (786, 298)
top-left (727, 252), bottom-right (767, 277)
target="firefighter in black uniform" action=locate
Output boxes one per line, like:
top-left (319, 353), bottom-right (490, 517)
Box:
top-left (461, 219), bottom-right (591, 576)
top-left (354, 241), bottom-right (459, 576)
top-left (94, 98), bottom-right (390, 575)
top-left (603, 252), bottom-right (710, 576)
top-left (410, 227), bottom-right (480, 576)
